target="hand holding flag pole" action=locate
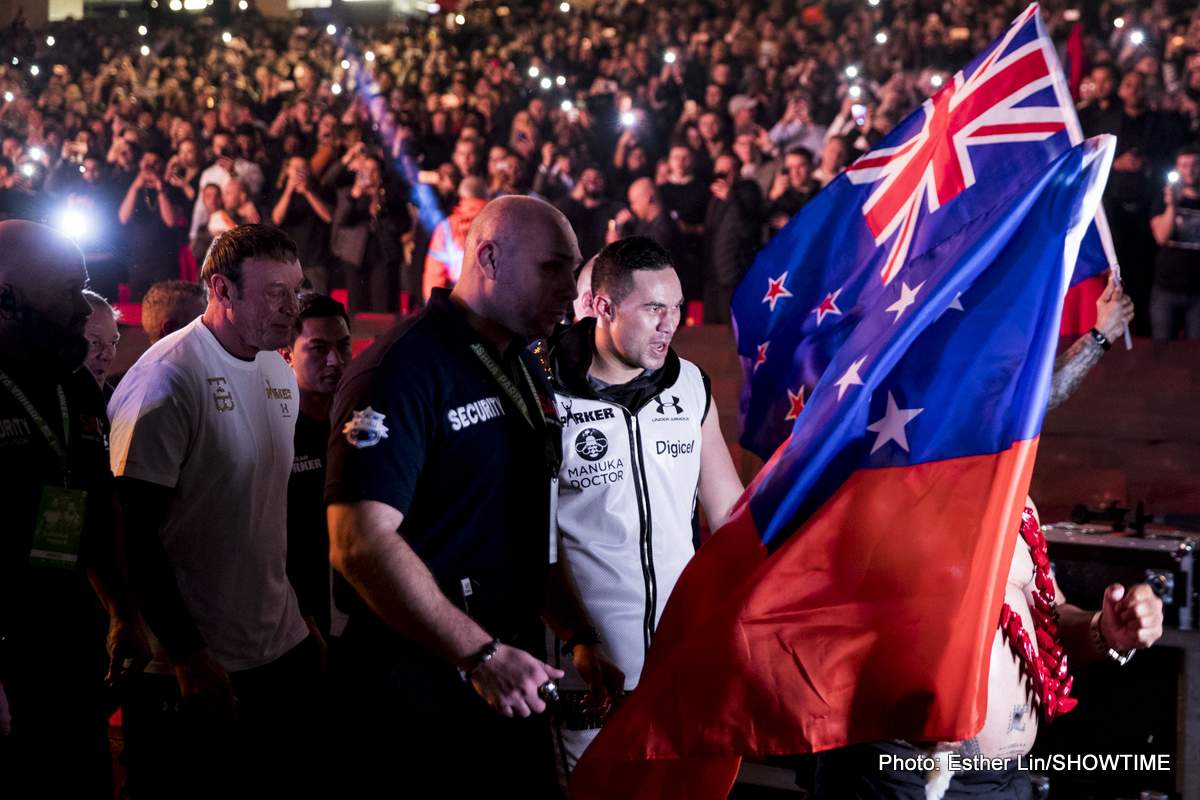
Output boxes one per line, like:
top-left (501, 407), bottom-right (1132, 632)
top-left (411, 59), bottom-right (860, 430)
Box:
top-left (1111, 265), bottom-right (1134, 351)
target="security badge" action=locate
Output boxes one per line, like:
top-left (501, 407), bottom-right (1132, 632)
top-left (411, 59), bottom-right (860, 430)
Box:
top-left (30, 485), bottom-right (87, 569)
top-left (343, 406), bottom-right (390, 449)
top-left (0, 369), bottom-right (86, 569)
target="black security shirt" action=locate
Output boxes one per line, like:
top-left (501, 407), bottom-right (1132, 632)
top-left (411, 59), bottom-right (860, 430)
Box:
top-left (325, 289), bottom-right (560, 653)
top-left (0, 362), bottom-right (111, 672)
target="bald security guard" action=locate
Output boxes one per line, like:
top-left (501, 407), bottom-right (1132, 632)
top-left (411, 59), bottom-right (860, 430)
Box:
top-left (327, 196), bottom-right (622, 795)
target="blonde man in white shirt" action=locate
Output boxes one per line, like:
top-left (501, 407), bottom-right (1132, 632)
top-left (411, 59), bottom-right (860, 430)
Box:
top-left (108, 224), bottom-right (323, 800)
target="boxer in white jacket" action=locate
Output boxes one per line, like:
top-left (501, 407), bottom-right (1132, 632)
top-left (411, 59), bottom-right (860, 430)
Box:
top-left (546, 236), bottom-right (743, 771)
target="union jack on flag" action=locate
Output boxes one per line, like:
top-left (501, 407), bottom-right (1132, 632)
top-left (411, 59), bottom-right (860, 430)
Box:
top-left (847, 3), bottom-right (1071, 285)
top-left (732, 3), bottom-right (1106, 459)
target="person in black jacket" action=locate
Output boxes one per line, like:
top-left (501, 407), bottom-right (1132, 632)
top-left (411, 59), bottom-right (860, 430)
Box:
top-left (766, 147), bottom-right (820, 231)
top-left (610, 178), bottom-right (686, 271)
top-left (703, 153), bottom-right (764, 324)
top-left (555, 166), bottom-right (624, 263)
top-left (331, 155), bottom-right (411, 313)
top-left (272, 157), bottom-right (334, 294)
top-left (658, 145), bottom-right (710, 305)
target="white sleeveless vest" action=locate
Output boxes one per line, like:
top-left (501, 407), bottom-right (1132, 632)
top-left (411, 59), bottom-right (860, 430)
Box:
top-left (553, 358), bottom-right (708, 691)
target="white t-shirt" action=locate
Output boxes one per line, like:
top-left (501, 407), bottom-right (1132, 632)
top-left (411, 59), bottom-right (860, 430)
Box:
top-left (108, 317), bottom-right (308, 673)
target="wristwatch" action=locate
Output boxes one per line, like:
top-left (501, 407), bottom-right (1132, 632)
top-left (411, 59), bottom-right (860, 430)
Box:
top-left (1090, 611), bottom-right (1135, 665)
top-left (1088, 327), bottom-right (1112, 352)
top-left (456, 637), bottom-right (500, 682)
top-left (561, 625), bottom-right (601, 657)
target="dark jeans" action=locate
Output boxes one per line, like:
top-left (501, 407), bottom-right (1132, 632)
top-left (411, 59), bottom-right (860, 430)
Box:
top-left (121, 636), bottom-right (324, 800)
top-left (333, 624), bottom-right (563, 797)
top-left (814, 741), bottom-right (1033, 800)
top-left (1149, 285), bottom-right (1200, 341)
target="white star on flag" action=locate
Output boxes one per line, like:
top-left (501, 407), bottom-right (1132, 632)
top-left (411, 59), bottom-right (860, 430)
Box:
top-left (762, 273), bottom-right (793, 312)
top-left (948, 293), bottom-right (964, 311)
top-left (833, 356), bottom-right (867, 400)
top-left (884, 281), bottom-right (925, 323)
top-left (866, 391), bottom-right (924, 454)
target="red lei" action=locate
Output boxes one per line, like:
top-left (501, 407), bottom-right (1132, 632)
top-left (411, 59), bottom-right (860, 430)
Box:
top-left (998, 508), bottom-right (1078, 721)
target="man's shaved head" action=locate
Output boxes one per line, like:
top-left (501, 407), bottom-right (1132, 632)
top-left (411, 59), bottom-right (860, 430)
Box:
top-left (455, 195), bottom-right (580, 339)
top-left (0, 220), bottom-right (87, 283)
top-left (461, 195), bottom-right (573, 274)
top-left (0, 220), bottom-right (92, 374)
top-left (627, 177), bottom-right (659, 221)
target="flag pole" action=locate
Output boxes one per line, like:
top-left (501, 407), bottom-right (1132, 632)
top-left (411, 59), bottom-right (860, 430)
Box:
top-left (1093, 206), bottom-right (1133, 350)
top-left (1039, 1), bottom-right (1133, 352)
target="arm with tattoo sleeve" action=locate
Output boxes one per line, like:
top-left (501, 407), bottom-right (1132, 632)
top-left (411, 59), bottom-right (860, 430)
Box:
top-left (1047, 334), bottom-right (1103, 410)
top-left (1048, 273), bottom-right (1134, 410)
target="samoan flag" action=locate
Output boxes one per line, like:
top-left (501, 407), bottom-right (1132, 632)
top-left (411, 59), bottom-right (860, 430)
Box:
top-left (570, 134), bottom-right (1115, 800)
top-left (733, 3), bottom-right (1112, 460)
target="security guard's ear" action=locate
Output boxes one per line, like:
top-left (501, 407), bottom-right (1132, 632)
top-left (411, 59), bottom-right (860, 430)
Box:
top-left (475, 238), bottom-right (501, 280)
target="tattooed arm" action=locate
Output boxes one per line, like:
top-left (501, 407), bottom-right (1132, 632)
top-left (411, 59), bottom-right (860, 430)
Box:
top-left (1048, 334), bottom-right (1104, 410)
top-left (1047, 273), bottom-right (1134, 410)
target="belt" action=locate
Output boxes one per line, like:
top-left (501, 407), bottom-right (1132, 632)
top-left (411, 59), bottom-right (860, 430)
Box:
top-left (555, 688), bottom-right (629, 731)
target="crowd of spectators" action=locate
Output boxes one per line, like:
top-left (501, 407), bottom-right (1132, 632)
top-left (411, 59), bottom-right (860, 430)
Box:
top-left (0, 0), bottom-right (1197, 333)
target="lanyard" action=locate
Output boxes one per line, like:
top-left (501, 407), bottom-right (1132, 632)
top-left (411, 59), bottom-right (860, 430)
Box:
top-left (0, 368), bottom-right (70, 478)
top-left (469, 343), bottom-right (546, 432)
top-left (469, 344), bottom-right (562, 478)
